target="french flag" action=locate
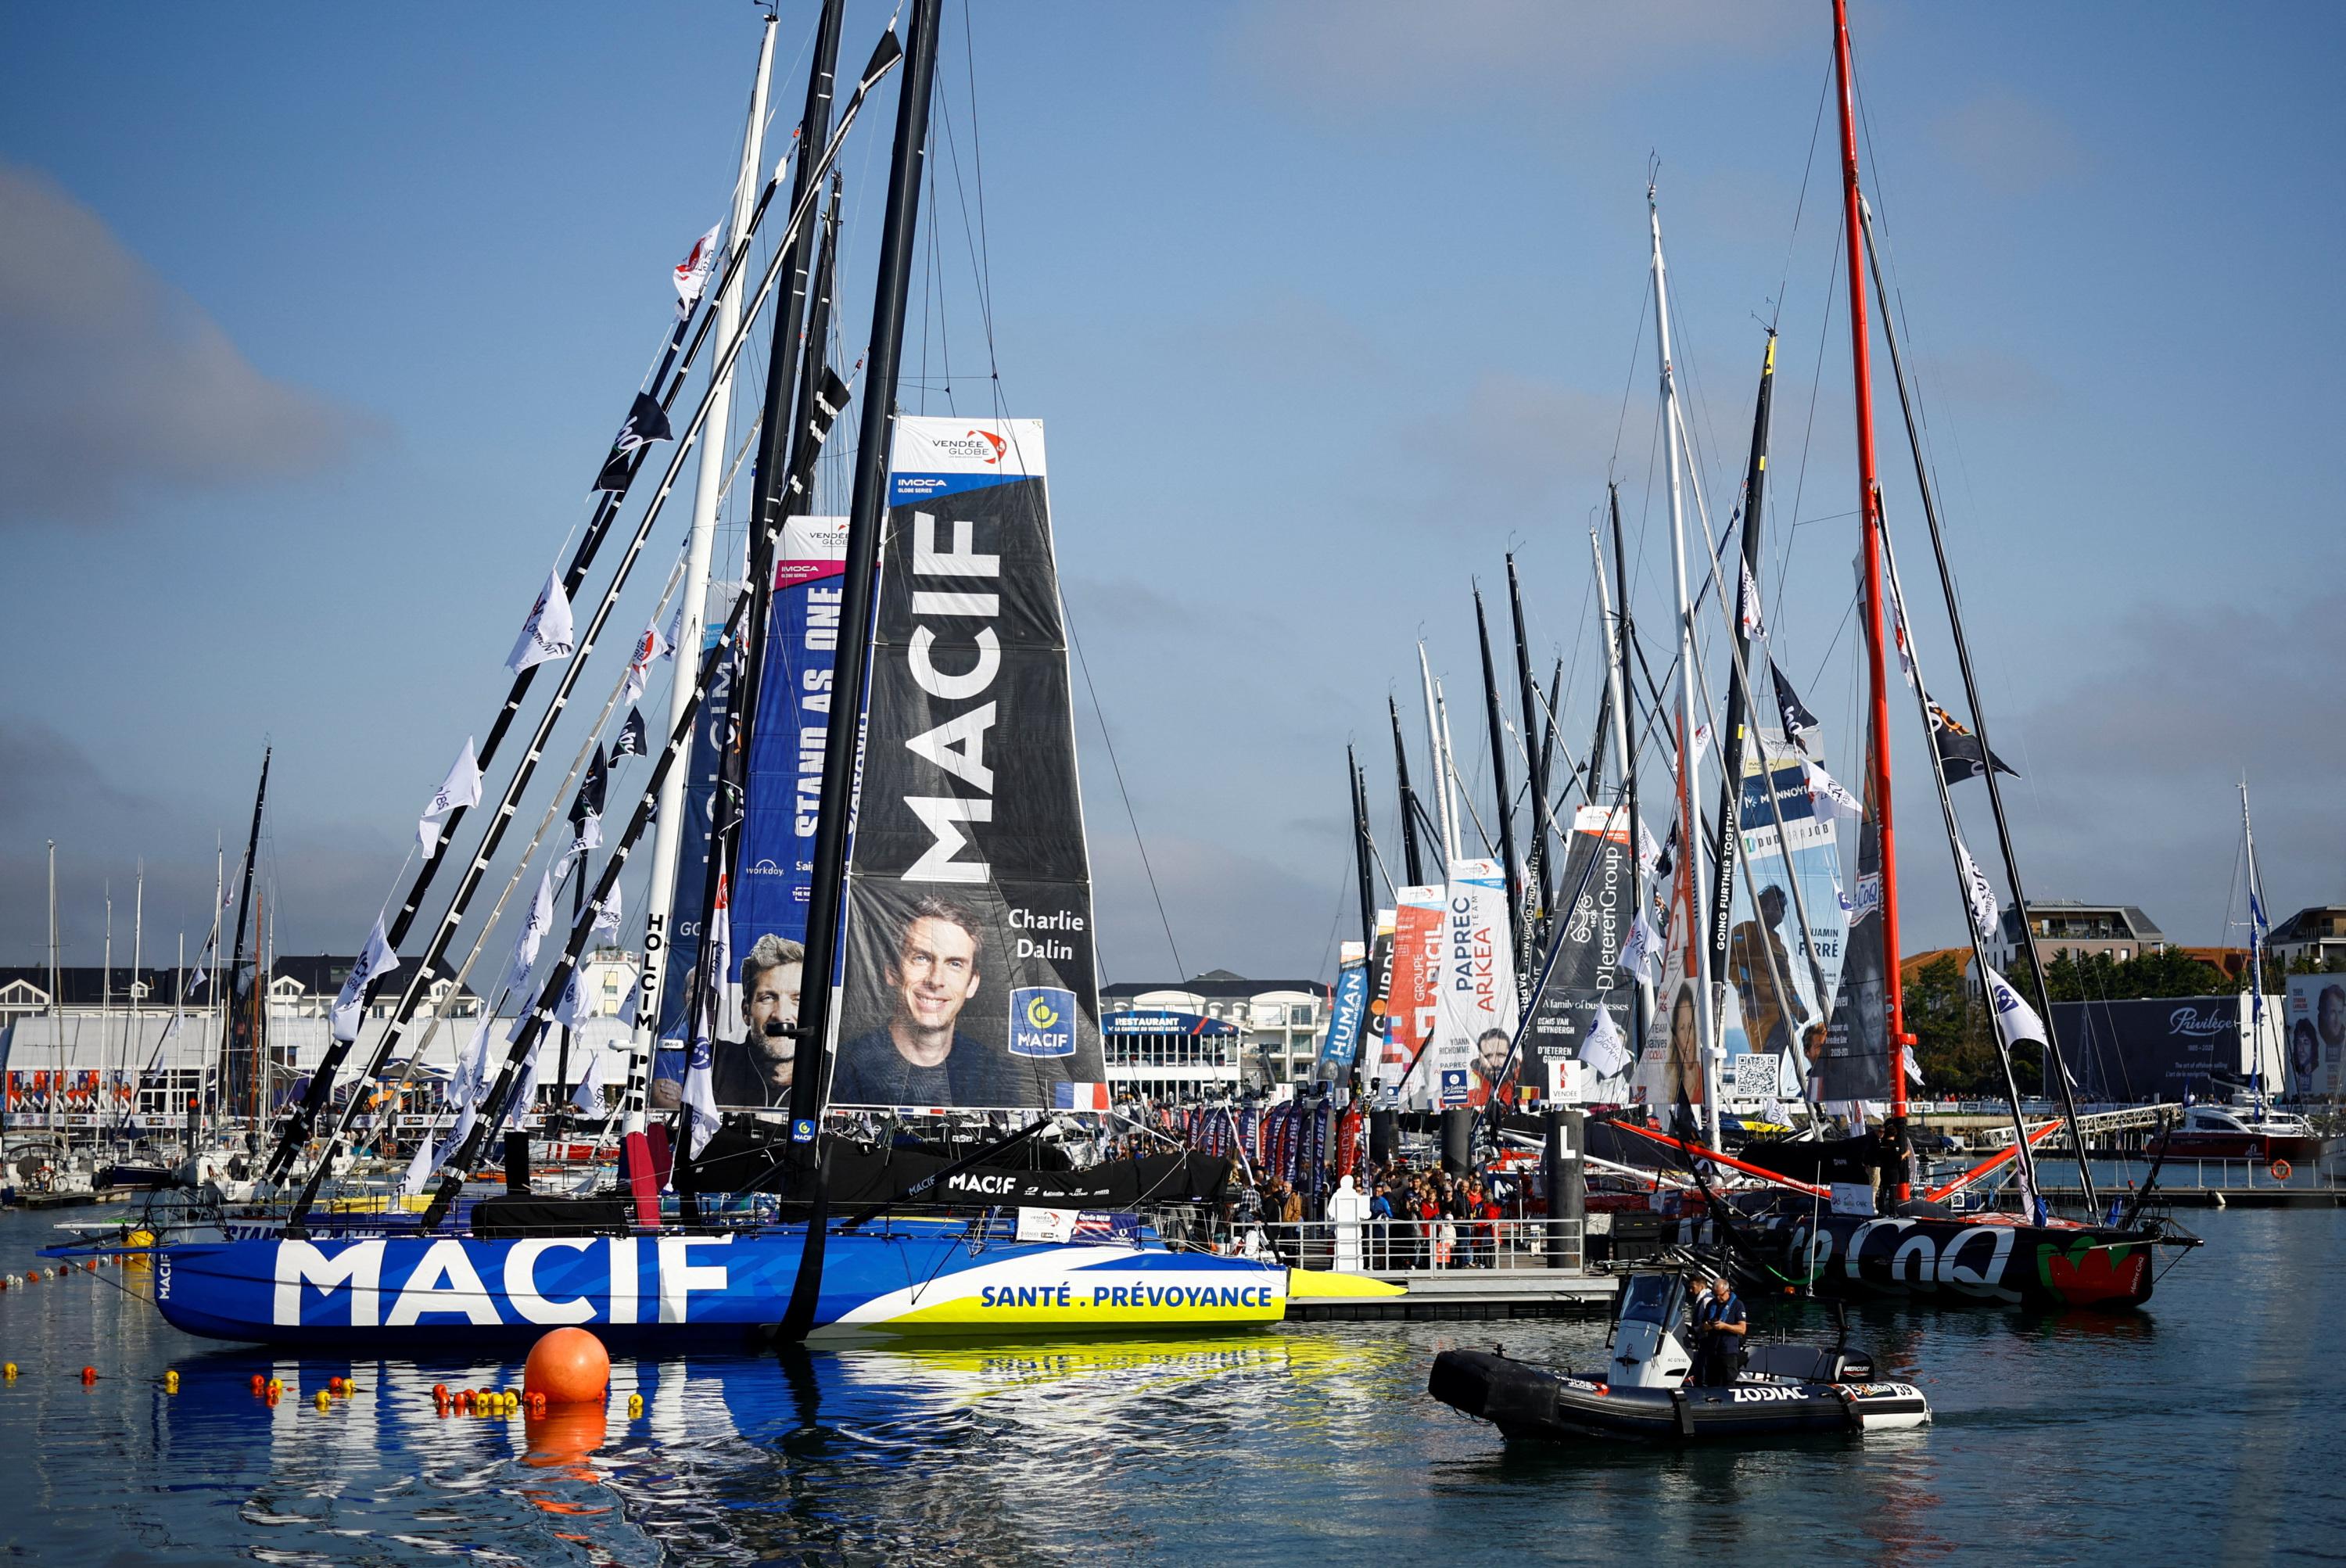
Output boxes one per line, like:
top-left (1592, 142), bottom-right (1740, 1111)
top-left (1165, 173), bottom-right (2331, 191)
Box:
top-left (1054, 1082), bottom-right (1110, 1111)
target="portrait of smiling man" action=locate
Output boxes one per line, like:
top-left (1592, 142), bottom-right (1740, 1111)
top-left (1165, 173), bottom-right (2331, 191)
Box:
top-left (831, 896), bottom-right (999, 1107)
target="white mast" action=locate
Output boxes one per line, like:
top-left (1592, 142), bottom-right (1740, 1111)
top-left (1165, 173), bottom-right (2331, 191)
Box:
top-left (1417, 643), bottom-right (1462, 866)
top-left (100, 884), bottom-right (111, 1152)
top-left (2241, 777), bottom-right (2272, 1111)
top-left (127, 866), bottom-right (142, 1145)
top-left (1436, 681), bottom-right (1467, 863)
top-left (629, 20), bottom-right (777, 1137)
top-left (1648, 183), bottom-right (1720, 1142)
top-left (48, 841), bottom-right (60, 1140)
top-left (206, 841), bottom-right (222, 1136)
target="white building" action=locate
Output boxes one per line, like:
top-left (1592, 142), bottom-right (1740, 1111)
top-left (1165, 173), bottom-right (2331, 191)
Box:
top-left (1099, 971), bottom-right (1329, 1085)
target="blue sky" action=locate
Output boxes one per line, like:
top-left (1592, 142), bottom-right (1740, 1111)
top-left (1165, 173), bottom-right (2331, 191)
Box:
top-left (3, 2), bottom-right (2341, 983)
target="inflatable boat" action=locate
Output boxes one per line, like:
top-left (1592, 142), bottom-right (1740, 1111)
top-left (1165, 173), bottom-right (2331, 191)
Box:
top-left (1429, 1271), bottom-right (1928, 1443)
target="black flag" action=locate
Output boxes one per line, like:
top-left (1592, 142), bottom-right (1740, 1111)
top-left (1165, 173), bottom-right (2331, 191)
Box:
top-left (1770, 659), bottom-right (1821, 757)
top-left (592, 392), bottom-right (673, 493)
top-left (612, 708), bottom-right (647, 761)
top-left (1927, 701), bottom-right (2019, 784)
top-left (569, 747), bottom-right (608, 852)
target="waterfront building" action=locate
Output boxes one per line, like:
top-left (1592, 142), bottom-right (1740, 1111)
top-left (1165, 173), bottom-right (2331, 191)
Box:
top-left (2268, 906), bottom-right (2346, 971)
top-left (1986, 900), bottom-right (2167, 974)
top-left (1100, 970), bottom-right (1329, 1086)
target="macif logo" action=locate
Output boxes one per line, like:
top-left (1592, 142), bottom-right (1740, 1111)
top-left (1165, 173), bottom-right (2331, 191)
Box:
top-left (1009, 986), bottom-right (1078, 1058)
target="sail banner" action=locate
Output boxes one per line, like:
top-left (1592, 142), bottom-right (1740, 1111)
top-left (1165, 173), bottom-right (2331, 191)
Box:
top-left (1820, 712), bottom-right (1890, 1103)
top-left (1436, 858), bottom-right (1518, 1110)
top-left (733, 516), bottom-right (849, 956)
top-left (651, 590), bottom-right (741, 1067)
top-left (1732, 730), bottom-right (1850, 1096)
top-left (1383, 885), bottom-right (1444, 1103)
top-left (1359, 913), bottom-right (1395, 1085)
top-left (2287, 974), bottom-right (2346, 1097)
top-left (1519, 806), bottom-right (1634, 1089)
top-left (828, 418), bottom-right (1106, 1108)
top-left (1315, 951), bottom-right (1368, 1082)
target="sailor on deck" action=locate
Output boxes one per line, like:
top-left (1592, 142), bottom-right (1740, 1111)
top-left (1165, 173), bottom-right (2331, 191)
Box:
top-left (1691, 1274), bottom-right (1747, 1387)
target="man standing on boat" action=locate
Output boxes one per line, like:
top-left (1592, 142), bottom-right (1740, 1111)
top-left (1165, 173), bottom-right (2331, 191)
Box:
top-left (833, 899), bottom-right (1000, 1106)
top-left (712, 935), bottom-right (802, 1108)
top-left (1691, 1274), bottom-right (1747, 1387)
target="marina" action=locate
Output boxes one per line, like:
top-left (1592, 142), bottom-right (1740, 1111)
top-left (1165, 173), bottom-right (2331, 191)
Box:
top-left (5, 0), bottom-right (2345, 1561)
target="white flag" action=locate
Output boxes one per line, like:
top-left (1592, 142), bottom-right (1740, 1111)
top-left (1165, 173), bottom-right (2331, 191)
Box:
top-left (622, 616), bottom-right (669, 706)
top-left (554, 966), bottom-right (586, 1032)
top-left (417, 738), bottom-right (482, 858)
top-left (569, 1039), bottom-right (606, 1115)
top-left (672, 221), bottom-right (723, 314)
top-left (401, 1135), bottom-right (436, 1198)
top-left (590, 885), bottom-right (623, 940)
top-left (1620, 911), bottom-right (1662, 987)
top-left (511, 1035), bottom-right (546, 1128)
top-left (1905, 1046), bottom-right (1925, 1085)
top-left (504, 870), bottom-right (557, 999)
top-left (330, 918), bottom-right (400, 1044)
top-left (662, 601), bottom-right (685, 662)
top-left (1738, 559), bottom-right (1768, 641)
top-left (507, 572), bottom-right (576, 673)
top-left (1955, 834), bottom-right (2000, 946)
top-left (1580, 1004), bottom-right (1632, 1080)
top-left (1806, 761), bottom-right (1862, 816)
top-left (1636, 816), bottom-right (1663, 878)
top-left (1982, 963), bottom-right (2049, 1051)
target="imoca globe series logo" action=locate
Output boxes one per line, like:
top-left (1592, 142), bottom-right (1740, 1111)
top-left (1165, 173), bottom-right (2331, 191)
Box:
top-left (1009, 986), bottom-right (1078, 1057)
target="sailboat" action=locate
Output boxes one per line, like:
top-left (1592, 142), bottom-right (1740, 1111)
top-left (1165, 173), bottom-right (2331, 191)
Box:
top-left (87, 1), bottom-right (1390, 1347)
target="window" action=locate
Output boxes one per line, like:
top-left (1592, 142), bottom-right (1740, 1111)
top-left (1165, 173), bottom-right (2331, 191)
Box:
top-left (1288, 1004), bottom-right (1315, 1027)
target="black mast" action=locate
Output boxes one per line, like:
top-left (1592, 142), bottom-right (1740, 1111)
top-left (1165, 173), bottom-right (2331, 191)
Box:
top-left (1348, 746), bottom-right (1377, 957)
top-left (1608, 486), bottom-right (1649, 1055)
top-left (1388, 696), bottom-right (1428, 887)
top-left (1474, 587), bottom-right (1525, 967)
top-left (1506, 557), bottom-right (1552, 946)
top-left (779, 0), bottom-right (945, 1340)
top-left (1702, 335), bottom-right (1776, 1007)
top-left (221, 746), bottom-right (268, 1121)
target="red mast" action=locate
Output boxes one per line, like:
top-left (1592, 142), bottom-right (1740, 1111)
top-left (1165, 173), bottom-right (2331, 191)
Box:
top-left (1832, 0), bottom-right (1910, 1144)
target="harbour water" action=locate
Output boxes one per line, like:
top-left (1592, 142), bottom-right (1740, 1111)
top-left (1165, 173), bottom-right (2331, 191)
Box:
top-left (1, 1206), bottom-right (2337, 1565)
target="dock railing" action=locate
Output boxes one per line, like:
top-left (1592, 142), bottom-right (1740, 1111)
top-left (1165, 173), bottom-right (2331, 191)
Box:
top-left (1156, 1213), bottom-right (1585, 1276)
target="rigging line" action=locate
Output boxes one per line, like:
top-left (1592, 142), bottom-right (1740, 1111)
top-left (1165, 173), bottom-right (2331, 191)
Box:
top-left (1804, 588), bottom-right (1860, 695)
top-left (1608, 267), bottom-right (1655, 476)
top-left (1772, 235), bottom-right (1841, 637)
top-left (1064, 608), bottom-right (1185, 985)
top-left (1315, 860), bottom-right (1349, 993)
top-left (1772, 51), bottom-right (1835, 332)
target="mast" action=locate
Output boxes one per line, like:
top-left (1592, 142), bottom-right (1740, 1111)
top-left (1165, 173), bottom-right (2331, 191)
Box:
top-left (2242, 780), bottom-right (2270, 1113)
top-left (630, 15), bottom-right (777, 1188)
top-left (1506, 558), bottom-right (1553, 943)
top-left (128, 867), bottom-right (143, 1144)
top-left (1833, 0), bottom-right (1910, 1157)
top-left (726, 0), bottom-right (848, 894)
top-left (1418, 644), bottom-right (1462, 863)
top-left (1388, 698), bottom-right (1428, 886)
top-left (222, 747), bottom-right (268, 1127)
top-left (47, 841), bottom-right (59, 1140)
top-left (1647, 184), bottom-right (1720, 1140)
top-left (780, 0), bottom-right (945, 1340)
top-left (1702, 336), bottom-right (1774, 1034)
top-left (1350, 748), bottom-right (1379, 956)
top-left (1854, 198), bottom-right (2091, 1199)
top-left (1474, 587), bottom-right (1525, 967)
top-left (1598, 496), bottom-right (1650, 1059)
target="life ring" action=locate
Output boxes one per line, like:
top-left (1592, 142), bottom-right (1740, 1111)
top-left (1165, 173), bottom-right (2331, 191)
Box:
top-left (2270, 1158), bottom-right (2293, 1182)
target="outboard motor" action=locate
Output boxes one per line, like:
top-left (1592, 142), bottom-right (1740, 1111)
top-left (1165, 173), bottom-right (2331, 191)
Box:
top-left (1608, 1272), bottom-right (1693, 1390)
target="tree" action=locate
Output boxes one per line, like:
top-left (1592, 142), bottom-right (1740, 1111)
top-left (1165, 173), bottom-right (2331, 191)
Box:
top-left (1906, 955), bottom-right (2003, 1096)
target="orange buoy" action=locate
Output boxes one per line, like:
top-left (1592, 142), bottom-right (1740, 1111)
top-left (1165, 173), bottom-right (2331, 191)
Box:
top-left (81, 1366), bottom-right (97, 1384)
top-left (2271, 1158), bottom-right (2293, 1182)
top-left (522, 1327), bottom-right (610, 1407)
top-left (251, 1374), bottom-right (267, 1394)
top-left (432, 1382), bottom-right (449, 1403)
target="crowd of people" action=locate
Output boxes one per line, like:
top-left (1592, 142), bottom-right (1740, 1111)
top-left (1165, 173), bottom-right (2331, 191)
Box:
top-left (1218, 1152), bottom-right (1526, 1271)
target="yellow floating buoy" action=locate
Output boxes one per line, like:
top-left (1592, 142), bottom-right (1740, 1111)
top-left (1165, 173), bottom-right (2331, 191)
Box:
top-left (627, 1393), bottom-right (644, 1418)
top-left (314, 1390), bottom-right (332, 1411)
top-left (3, 1363), bottom-right (16, 1380)
top-left (267, 1377), bottom-right (285, 1397)
top-left (164, 1370), bottom-right (179, 1394)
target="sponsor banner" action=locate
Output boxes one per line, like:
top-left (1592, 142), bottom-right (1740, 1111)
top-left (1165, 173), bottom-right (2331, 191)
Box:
top-left (653, 590), bottom-right (741, 1050)
top-left (829, 418), bottom-right (1105, 1109)
top-left (1315, 956), bottom-right (1368, 1080)
top-left (2286, 974), bottom-right (2346, 1098)
top-left (1818, 714), bottom-right (1889, 1103)
top-left (734, 517), bottom-right (849, 955)
top-left (1360, 915), bottom-right (1395, 1080)
top-left (1384, 887), bottom-right (1444, 1102)
top-left (1436, 858), bottom-right (1519, 1109)
top-left (2051, 995), bottom-right (2258, 1101)
top-left (1521, 806), bottom-right (1634, 1079)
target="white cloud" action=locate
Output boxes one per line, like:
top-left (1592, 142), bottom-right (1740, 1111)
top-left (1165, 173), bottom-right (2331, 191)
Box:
top-left (0, 160), bottom-right (364, 526)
